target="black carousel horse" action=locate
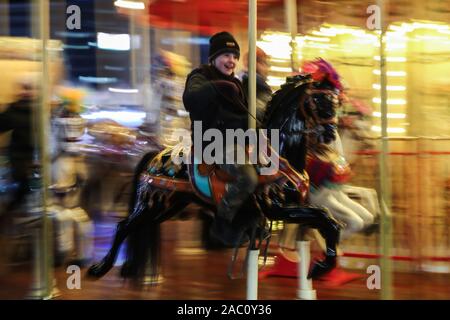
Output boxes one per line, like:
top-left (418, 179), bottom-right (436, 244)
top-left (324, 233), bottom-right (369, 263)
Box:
top-left (87, 73), bottom-right (343, 283)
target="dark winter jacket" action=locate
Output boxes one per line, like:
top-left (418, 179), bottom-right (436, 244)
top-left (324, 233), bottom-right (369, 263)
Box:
top-left (182, 65), bottom-right (249, 146)
top-left (241, 73), bottom-right (272, 123)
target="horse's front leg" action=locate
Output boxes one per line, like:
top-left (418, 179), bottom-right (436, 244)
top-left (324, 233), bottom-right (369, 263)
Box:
top-left (87, 181), bottom-right (150, 278)
top-left (302, 207), bottom-right (343, 279)
top-left (266, 205), bottom-right (343, 279)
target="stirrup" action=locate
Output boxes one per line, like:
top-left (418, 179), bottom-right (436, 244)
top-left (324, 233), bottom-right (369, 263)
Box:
top-left (226, 231), bottom-right (250, 280)
top-left (258, 221), bottom-right (273, 271)
top-left (226, 222), bottom-right (273, 279)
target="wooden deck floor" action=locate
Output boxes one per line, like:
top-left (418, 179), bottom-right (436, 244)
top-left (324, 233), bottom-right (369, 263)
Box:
top-left (1, 220), bottom-right (449, 300)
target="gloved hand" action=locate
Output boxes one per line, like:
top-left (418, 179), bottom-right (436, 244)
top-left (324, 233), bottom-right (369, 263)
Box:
top-left (211, 80), bottom-right (240, 97)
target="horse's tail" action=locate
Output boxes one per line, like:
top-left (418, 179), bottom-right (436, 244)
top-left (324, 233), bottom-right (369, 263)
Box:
top-left (122, 150), bottom-right (162, 282)
top-left (122, 205), bottom-right (161, 283)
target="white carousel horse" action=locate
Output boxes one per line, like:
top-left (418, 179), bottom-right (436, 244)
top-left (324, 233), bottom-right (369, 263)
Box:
top-left (308, 131), bottom-right (376, 240)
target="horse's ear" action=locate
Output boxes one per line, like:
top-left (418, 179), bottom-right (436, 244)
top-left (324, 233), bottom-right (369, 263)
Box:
top-left (263, 80), bottom-right (295, 127)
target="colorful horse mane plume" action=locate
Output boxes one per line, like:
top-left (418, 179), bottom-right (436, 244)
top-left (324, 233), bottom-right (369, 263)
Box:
top-left (301, 58), bottom-right (343, 91)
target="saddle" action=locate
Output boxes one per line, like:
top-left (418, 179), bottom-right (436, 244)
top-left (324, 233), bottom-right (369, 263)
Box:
top-left (146, 146), bottom-right (309, 205)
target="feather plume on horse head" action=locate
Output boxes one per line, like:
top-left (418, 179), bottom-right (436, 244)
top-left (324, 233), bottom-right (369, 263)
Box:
top-left (301, 58), bottom-right (343, 91)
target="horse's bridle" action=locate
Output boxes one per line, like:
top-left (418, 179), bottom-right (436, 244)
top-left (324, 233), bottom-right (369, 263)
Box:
top-left (297, 86), bottom-right (339, 136)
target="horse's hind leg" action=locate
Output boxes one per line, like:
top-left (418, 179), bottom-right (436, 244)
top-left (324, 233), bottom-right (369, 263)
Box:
top-left (87, 181), bottom-right (151, 278)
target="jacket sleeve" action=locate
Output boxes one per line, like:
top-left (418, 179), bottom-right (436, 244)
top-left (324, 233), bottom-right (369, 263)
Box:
top-left (0, 106), bottom-right (14, 133)
top-left (182, 73), bottom-right (216, 114)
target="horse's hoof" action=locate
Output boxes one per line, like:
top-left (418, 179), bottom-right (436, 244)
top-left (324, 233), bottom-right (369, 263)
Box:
top-left (307, 257), bottom-right (337, 280)
top-left (87, 260), bottom-right (113, 279)
top-left (120, 262), bottom-right (138, 278)
top-left (362, 222), bottom-right (380, 236)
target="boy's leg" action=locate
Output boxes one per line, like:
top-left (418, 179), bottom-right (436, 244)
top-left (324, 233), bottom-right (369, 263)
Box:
top-left (216, 163), bottom-right (258, 222)
top-left (210, 164), bottom-right (258, 247)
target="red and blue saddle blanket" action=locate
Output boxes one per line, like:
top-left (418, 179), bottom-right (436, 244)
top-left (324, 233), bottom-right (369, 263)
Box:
top-left (144, 147), bottom-right (310, 206)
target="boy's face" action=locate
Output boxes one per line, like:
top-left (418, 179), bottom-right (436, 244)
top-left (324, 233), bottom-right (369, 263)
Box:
top-left (213, 52), bottom-right (239, 76)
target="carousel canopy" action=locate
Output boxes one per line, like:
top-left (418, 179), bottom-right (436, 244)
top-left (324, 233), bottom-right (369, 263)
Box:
top-left (116, 0), bottom-right (450, 35)
top-left (117, 0), bottom-right (283, 35)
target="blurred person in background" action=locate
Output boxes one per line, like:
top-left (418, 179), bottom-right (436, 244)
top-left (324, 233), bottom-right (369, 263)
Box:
top-left (0, 75), bottom-right (39, 217)
top-left (152, 50), bottom-right (191, 148)
top-left (338, 98), bottom-right (376, 166)
top-left (240, 46), bottom-right (272, 124)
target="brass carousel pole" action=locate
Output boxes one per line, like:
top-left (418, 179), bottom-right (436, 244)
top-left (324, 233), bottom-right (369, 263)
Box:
top-left (142, 1), bottom-right (152, 121)
top-left (140, 0), bottom-right (156, 135)
top-left (0, 0), bottom-right (9, 35)
top-left (246, 0), bottom-right (258, 301)
top-left (140, 1), bottom-right (164, 286)
top-left (248, 0), bottom-right (257, 131)
top-left (130, 10), bottom-right (138, 88)
top-left (285, 0), bottom-right (316, 300)
top-left (377, 0), bottom-right (393, 300)
top-left (27, 0), bottom-right (58, 299)
top-left (285, 0), bottom-right (298, 72)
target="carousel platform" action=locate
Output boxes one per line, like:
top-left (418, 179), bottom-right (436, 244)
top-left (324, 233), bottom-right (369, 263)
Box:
top-left (0, 218), bottom-right (449, 300)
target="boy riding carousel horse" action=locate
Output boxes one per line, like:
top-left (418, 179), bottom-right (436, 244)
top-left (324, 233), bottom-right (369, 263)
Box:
top-left (183, 31), bottom-right (261, 247)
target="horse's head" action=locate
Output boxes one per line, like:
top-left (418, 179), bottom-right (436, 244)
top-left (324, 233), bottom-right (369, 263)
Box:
top-left (301, 58), bottom-right (343, 145)
top-left (262, 58), bottom-right (342, 173)
top-left (304, 80), bottom-right (341, 146)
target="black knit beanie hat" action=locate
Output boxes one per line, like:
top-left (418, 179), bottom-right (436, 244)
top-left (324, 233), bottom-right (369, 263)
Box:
top-left (208, 31), bottom-right (240, 62)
